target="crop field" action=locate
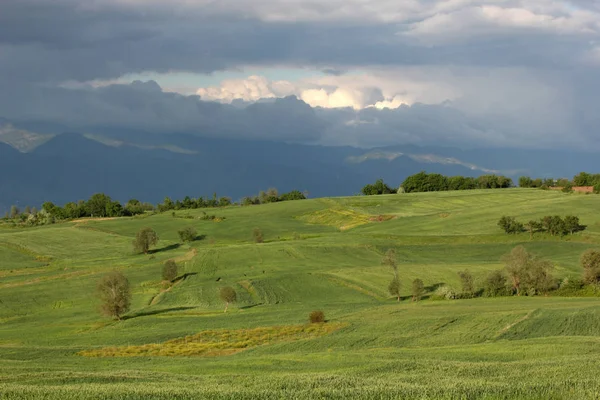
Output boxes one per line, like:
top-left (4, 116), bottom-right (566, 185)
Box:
top-left (1, 189), bottom-right (600, 399)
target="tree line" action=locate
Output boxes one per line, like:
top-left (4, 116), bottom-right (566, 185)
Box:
top-left (2, 188), bottom-right (307, 226)
top-left (519, 172), bottom-right (600, 192)
top-left (498, 215), bottom-right (584, 237)
top-left (360, 172), bottom-right (514, 196)
top-left (383, 245), bottom-right (600, 301)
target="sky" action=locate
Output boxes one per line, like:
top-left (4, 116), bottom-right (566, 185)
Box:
top-left (2, 0), bottom-right (600, 149)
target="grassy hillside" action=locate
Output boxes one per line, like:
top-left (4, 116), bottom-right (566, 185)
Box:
top-left (2, 189), bottom-right (600, 399)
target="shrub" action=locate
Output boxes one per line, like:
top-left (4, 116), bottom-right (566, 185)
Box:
top-left (484, 270), bottom-right (508, 297)
top-left (162, 260), bottom-right (178, 282)
top-left (411, 278), bottom-right (424, 302)
top-left (581, 249), bottom-right (600, 284)
top-left (309, 310), bottom-right (325, 323)
top-left (178, 227), bottom-right (197, 243)
top-left (458, 270), bottom-right (474, 294)
top-left (433, 285), bottom-right (456, 300)
top-left (253, 228), bottom-right (264, 243)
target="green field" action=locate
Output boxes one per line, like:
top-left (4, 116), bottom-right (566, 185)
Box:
top-left (2, 189), bottom-right (600, 399)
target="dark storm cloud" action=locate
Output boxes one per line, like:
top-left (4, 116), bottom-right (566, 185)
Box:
top-left (0, 80), bottom-right (325, 142)
top-left (1, 0), bottom-right (600, 150)
top-left (1, 0), bottom-right (598, 83)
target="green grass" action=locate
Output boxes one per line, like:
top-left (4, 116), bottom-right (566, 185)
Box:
top-left (2, 189), bottom-right (600, 398)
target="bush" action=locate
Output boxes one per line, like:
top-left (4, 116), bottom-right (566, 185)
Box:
top-left (411, 278), bottom-right (424, 302)
top-left (162, 260), bottom-right (178, 282)
top-left (253, 228), bottom-right (264, 243)
top-left (458, 270), bottom-right (474, 294)
top-left (178, 227), bottom-right (197, 243)
top-left (309, 310), bottom-right (325, 323)
top-left (484, 270), bottom-right (509, 297)
top-left (433, 285), bottom-right (456, 300)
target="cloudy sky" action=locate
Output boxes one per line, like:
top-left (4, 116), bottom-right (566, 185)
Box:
top-left (2, 0), bottom-right (600, 149)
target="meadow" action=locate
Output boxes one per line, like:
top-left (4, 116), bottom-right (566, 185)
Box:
top-left (1, 189), bottom-right (600, 399)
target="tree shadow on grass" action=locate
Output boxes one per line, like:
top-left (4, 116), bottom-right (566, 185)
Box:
top-left (239, 303), bottom-right (264, 310)
top-left (123, 306), bottom-right (196, 320)
top-left (194, 235), bottom-right (207, 241)
top-left (172, 272), bottom-right (197, 284)
top-left (149, 243), bottom-right (181, 254)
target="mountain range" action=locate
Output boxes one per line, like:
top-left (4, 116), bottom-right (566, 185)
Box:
top-left (0, 125), bottom-right (598, 213)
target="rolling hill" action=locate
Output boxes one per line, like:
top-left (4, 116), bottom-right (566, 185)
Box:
top-left (1, 189), bottom-right (600, 398)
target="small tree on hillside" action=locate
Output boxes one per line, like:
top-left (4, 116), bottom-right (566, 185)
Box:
top-left (503, 245), bottom-right (555, 296)
top-left (133, 227), bottom-right (159, 254)
top-left (253, 228), bottom-right (264, 243)
top-left (498, 216), bottom-right (524, 234)
top-left (381, 249), bottom-right (397, 272)
top-left (97, 270), bottom-right (131, 320)
top-left (580, 249), bottom-right (600, 285)
top-left (564, 215), bottom-right (581, 235)
top-left (219, 286), bottom-right (237, 313)
top-left (388, 277), bottom-right (401, 301)
top-left (382, 249), bottom-right (400, 301)
top-left (504, 246), bottom-right (530, 295)
top-left (458, 270), bottom-right (474, 295)
top-left (411, 278), bottom-right (424, 302)
top-left (178, 227), bottom-right (197, 243)
top-left (162, 260), bottom-right (178, 282)
top-left (525, 220), bottom-right (542, 240)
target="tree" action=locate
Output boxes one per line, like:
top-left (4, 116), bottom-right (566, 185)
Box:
top-left (381, 248), bottom-right (397, 272)
top-left (388, 277), bottom-right (401, 301)
top-left (382, 249), bottom-right (400, 301)
top-left (519, 176), bottom-right (533, 188)
top-left (411, 278), bottom-right (424, 302)
top-left (178, 227), bottom-right (197, 243)
top-left (162, 260), bottom-right (178, 282)
top-left (23, 205), bottom-right (31, 215)
top-left (219, 286), bottom-right (237, 313)
top-left (564, 215), bottom-right (581, 235)
top-left (504, 246), bottom-right (530, 295)
top-left (9, 205), bottom-right (19, 219)
top-left (498, 216), bottom-right (524, 234)
top-left (525, 220), bottom-right (542, 239)
top-left (503, 246), bottom-right (555, 296)
top-left (253, 228), bottom-right (264, 243)
top-left (97, 270), bottom-right (131, 320)
top-left (133, 227), bottom-right (159, 254)
top-left (484, 270), bottom-right (507, 297)
top-left (87, 193), bottom-right (112, 217)
top-left (573, 172), bottom-right (592, 186)
top-left (362, 179), bottom-right (394, 195)
top-left (580, 249), bottom-right (600, 285)
top-left (522, 258), bottom-right (556, 295)
top-left (458, 270), bottom-right (474, 295)
top-left (279, 190), bottom-right (307, 201)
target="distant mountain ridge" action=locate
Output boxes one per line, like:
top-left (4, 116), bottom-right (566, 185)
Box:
top-left (0, 126), bottom-right (598, 213)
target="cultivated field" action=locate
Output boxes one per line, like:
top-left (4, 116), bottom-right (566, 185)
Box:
top-left (1, 189), bottom-right (600, 399)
